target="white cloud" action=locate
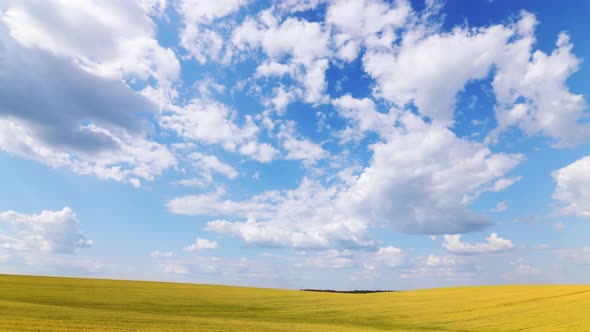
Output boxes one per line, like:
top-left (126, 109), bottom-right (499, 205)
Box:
top-left (161, 263), bottom-right (189, 274)
top-left (0, 120), bottom-right (176, 187)
top-left (188, 152), bottom-right (238, 179)
top-left (491, 16), bottom-right (590, 147)
top-left (0, 207), bottom-right (92, 254)
top-left (554, 222), bottom-right (566, 231)
top-left (278, 123), bottom-right (327, 167)
top-left (331, 94), bottom-right (396, 142)
top-left (184, 237), bottom-right (219, 251)
top-left (0, 1), bottom-right (178, 186)
top-left (160, 98), bottom-right (277, 162)
top-left (515, 264), bottom-right (539, 276)
top-left (171, 179), bottom-right (373, 249)
top-left (425, 254), bottom-right (456, 268)
top-left (490, 201), bottom-right (508, 212)
top-left (169, 111), bottom-right (523, 248)
top-left (554, 247), bottom-right (590, 265)
top-left (177, 0), bottom-right (248, 64)
top-left (150, 250), bottom-right (174, 258)
top-left (345, 112), bottom-right (523, 234)
top-left (326, 0), bottom-right (410, 61)
top-left (232, 11), bottom-right (331, 107)
top-left (552, 156), bottom-right (590, 217)
top-left (1, 0), bottom-right (180, 97)
top-left (442, 233), bottom-right (514, 255)
top-left (363, 17), bottom-right (513, 125)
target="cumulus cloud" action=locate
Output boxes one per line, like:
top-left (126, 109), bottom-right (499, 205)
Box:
top-left (552, 156), bottom-right (590, 217)
top-left (442, 233), bottom-right (514, 255)
top-left (0, 0), bottom-right (178, 186)
top-left (363, 14), bottom-right (514, 125)
top-left (169, 114), bottom-right (522, 247)
top-left (0, 207), bottom-right (92, 254)
top-left (345, 112), bottom-right (523, 234)
top-left (491, 16), bottom-right (590, 147)
top-left (177, 0), bottom-right (249, 63)
top-left (171, 179), bottom-right (374, 249)
top-left (326, 0), bottom-right (410, 61)
top-left (160, 98), bottom-right (278, 163)
top-left (184, 237), bottom-right (219, 251)
top-left (331, 94), bottom-right (397, 142)
top-left (232, 8), bottom-right (331, 107)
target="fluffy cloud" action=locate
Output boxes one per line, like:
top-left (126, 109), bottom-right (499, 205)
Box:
top-left (0, 0), bottom-right (178, 186)
top-left (177, 0), bottom-right (248, 63)
top-left (160, 98), bottom-right (278, 163)
top-left (363, 16), bottom-right (513, 125)
top-left (0, 207), bottom-right (92, 254)
top-left (188, 152), bottom-right (238, 180)
top-left (552, 156), bottom-right (590, 217)
top-left (331, 94), bottom-right (396, 142)
top-left (184, 237), bottom-right (219, 251)
top-left (345, 112), bottom-right (523, 234)
top-left (1, 0), bottom-right (179, 92)
top-left (442, 233), bottom-right (514, 255)
top-left (491, 15), bottom-right (590, 147)
top-left (171, 179), bottom-right (374, 249)
top-left (277, 122), bottom-right (327, 166)
top-left (326, 0), bottom-right (410, 61)
top-left (169, 114), bottom-right (522, 247)
top-left (232, 9), bottom-right (331, 107)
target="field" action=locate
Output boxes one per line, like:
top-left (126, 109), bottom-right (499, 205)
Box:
top-left (0, 274), bottom-right (589, 331)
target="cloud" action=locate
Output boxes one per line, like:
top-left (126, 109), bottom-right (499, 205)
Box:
top-left (150, 250), bottom-right (174, 258)
top-left (0, 1), bottom-right (178, 186)
top-left (277, 122), bottom-right (327, 166)
top-left (162, 263), bottom-right (190, 274)
top-left (442, 233), bottom-right (514, 255)
top-left (169, 112), bottom-right (522, 248)
top-left (184, 237), bottom-right (219, 251)
top-left (490, 201), bottom-right (508, 212)
top-left (552, 156), bottom-right (590, 217)
top-left (177, 0), bottom-right (249, 63)
top-left (554, 247), bottom-right (590, 265)
top-left (1, 0), bottom-right (179, 95)
top-left (188, 152), bottom-right (239, 179)
top-left (491, 19), bottom-right (590, 147)
top-left (232, 9), bottom-right (331, 107)
top-left (515, 264), bottom-right (539, 276)
top-left (363, 12), bottom-right (514, 125)
top-left (331, 94), bottom-right (397, 142)
top-left (345, 112), bottom-right (523, 234)
top-left (326, 0), bottom-right (410, 61)
top-left (160, 97), bottom-right (278, 163)
top-left (0, 207), bottom-right (92, 254)
top-left (170, 179), bottom-right (374, 249)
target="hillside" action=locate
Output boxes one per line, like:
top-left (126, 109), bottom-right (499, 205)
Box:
top-left (0, 274), bottom-right (588, 331)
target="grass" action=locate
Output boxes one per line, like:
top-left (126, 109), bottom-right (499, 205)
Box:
top-left (0, 274), bottom-right (589, 331)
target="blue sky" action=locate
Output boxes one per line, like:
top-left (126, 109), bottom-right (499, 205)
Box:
top-left (0, 0), bottom-right (589, 290)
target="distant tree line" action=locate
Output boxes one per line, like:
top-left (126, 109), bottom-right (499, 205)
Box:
top-left (300, 289), bottom-right (395, 294)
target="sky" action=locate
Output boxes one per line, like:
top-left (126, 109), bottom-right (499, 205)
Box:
top-left (0, 0), bottom-right (589, 290)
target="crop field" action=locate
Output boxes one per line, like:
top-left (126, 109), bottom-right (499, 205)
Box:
top-left (0, 274), bottom-right (589, 331)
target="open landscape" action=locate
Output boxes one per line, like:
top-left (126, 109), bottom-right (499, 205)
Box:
top-left (1, 274), bottom-right (589, 332)
top-left (1, 1), bottom-right (590, 331)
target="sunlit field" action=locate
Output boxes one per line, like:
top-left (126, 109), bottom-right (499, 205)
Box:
top-left (1, 274), bottom-right (588, 331)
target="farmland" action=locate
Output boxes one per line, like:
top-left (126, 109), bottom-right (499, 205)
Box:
top-left (0, 274), bottom-right (588, 331)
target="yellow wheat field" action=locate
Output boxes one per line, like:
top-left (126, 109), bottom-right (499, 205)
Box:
top-left (0, 274), bottom-right (588, 331)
